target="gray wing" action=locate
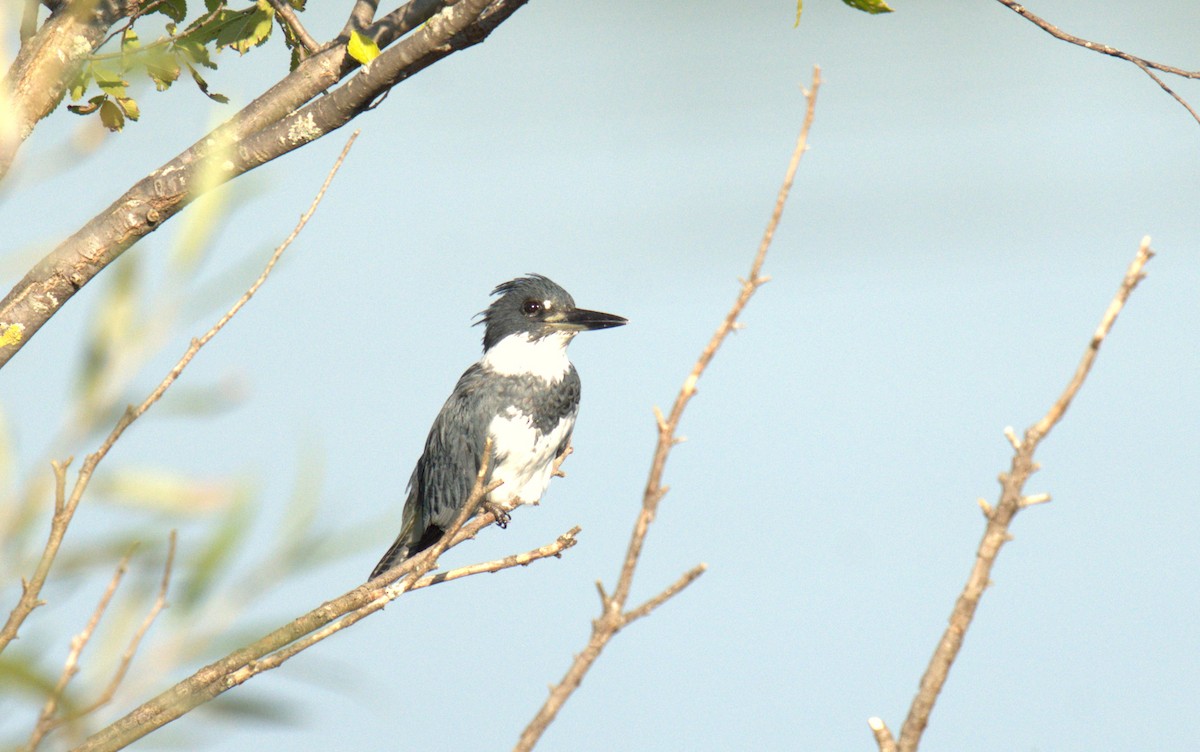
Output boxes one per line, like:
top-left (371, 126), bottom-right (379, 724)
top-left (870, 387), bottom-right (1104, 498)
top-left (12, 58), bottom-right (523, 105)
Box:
top-left (412, 364), bottom-right (496, 530)
top-left (370, 365), bottom-right (494, 578)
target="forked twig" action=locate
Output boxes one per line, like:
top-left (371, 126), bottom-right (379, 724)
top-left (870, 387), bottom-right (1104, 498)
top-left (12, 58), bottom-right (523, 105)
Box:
top-left (24, 534), bottom-right (177, 751)
top-left (513, 66), bottom-right (823, 752)
top-left (869, 238), bottom-right (1155, 752)
top-left (994, 0), bottom-right (1200, 126)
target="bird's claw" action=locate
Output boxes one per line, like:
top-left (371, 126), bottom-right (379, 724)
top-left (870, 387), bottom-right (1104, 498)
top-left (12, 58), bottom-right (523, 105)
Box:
top-left (483, 501), bottom-right (511, 529)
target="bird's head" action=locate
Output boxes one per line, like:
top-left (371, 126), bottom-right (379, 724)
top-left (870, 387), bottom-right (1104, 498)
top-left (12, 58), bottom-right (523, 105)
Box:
top-left (478, 274), bottom-right (627, 352)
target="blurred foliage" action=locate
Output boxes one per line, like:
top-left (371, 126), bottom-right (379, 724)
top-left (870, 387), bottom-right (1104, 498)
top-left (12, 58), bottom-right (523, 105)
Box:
top-left (65, 0), bottom-right (311, 131)
top-left (0, 156), bottom-right (363, 748)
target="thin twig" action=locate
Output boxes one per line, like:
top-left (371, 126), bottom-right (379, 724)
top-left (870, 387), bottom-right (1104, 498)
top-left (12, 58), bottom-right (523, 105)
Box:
top-left (0, 132), bottom-right (358, 659)
top-left (868, 717), bottom-right (898, 752)
top-left (24, 552), bottom-right (134, 752)
top-left (995, 0), bottom-right (1200, 79)
top-left (64, 532), bottom-right (178, 726)
top-left (994, 0), bottom-right (1200, 124)
top-left (266, 0), bottom-right (319, 55)
top-left (885, 238), bottom-right (1154, 752)
top-left (1132, 61), bottom-right (1200, 127)
top-left (412, 526), bottom-right (581, 588)
top-left (622, 563), bottom-right (707, 626)
top-left (512, 66), bottom-right (822, 752)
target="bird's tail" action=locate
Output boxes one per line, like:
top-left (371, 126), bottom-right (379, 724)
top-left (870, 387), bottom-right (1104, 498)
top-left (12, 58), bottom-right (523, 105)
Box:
top-left (369, 519), bottom-right (448, 580)
top-left (370, 499), bottom-right (419, 580)
top-left (369, 537), bottom-right (412, 580)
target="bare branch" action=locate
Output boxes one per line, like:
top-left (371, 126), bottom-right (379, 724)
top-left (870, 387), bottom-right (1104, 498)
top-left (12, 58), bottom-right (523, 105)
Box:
top-left (267, 0), bottom-right (320, 55)
top-left (411, 527), bottom-right (581, 589)
top-left (24, 551), bottom-right (133, 752)
top-left (993, 0), bottom-right (1200, 124)
top-left (622, 563), bottom-right (707, 626)
top-left (368, 0), bottom-right (444, 42)
top-left (868, 717), bottom-right (898, 752)
top-left (886, 238), bottom-right (1154, 752)
top-left (64, 532), bottom-right (177, 726)
top-left (1132, 60), bottom-right (1200, 127)
top-left (0, 133), bottom-right (357, 658)
top-left (512, 67), bottom-right (823, 752)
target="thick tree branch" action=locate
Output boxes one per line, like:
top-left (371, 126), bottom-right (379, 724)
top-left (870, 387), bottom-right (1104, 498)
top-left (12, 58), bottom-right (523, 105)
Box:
top-left (513, 67), bottom-right (822, 752)
top-left (0, 133), bottom-right (355, 658)
top-left (1, 0), bottom-right (132, 180)
top-left (0, 0), bottom-right (525, 371)
top-left (872, 238), bottom-right (1155, 752)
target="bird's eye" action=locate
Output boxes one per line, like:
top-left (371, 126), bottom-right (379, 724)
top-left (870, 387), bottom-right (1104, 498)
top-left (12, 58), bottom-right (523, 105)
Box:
top-left (521, 299), bottom-right (543, 316)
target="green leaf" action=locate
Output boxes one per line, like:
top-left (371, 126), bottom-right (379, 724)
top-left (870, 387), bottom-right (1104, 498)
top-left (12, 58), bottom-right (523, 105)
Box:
top-left (99, 98), bottom-right (126, 130)
top-left (67, 65), bottom-right (93, 101)
top-left (177, 39), bottom-right (216, 69)
top-left (66, 97), bottom-right (104, 116)
top-left (0, 405), bottom-right (13, 499)
top-left (155, 0), bottom-right (187, 22)
top-left (92, 63), bottom-right (129, 99)
top-left (795, 0), bottom-right (802, 26)
top-left (143, 48), bottom-right (182, 91)
top-left (842, 0), bottom-right (893, 14)
top-left (184, 61), bottom-right (230, 103)
top-left (215, 1), bottom-right (275, 54)
top-left (0, 656), bottom-right (62, 701)
top-left (76, 254), bottom-right (137, 406)
top-left (121, 27), bottom-right (140, 53)
top-left (116, 96), bottom-right (140, 121)
top-left (347, 29), bottom-right (381, 65)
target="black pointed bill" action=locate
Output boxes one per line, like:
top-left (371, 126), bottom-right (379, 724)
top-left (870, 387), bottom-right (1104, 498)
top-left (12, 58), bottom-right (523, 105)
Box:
top-left (551, 307), bottom-right (628, 332)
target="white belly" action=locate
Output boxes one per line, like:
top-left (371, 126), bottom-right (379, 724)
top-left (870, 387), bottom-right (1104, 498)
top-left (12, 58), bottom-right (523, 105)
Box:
top-left (487, 407), bottom-right (574, 506)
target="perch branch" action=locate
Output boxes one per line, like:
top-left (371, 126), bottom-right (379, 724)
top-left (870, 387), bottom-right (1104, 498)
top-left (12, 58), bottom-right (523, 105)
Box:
top-left (512, 66), bottom-right (823, 752)
top-left (76, 442), bottom-right (582, 752)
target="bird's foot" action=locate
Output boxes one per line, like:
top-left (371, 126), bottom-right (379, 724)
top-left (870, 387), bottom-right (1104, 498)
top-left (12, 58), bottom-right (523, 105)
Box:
top-left (482, 501), bottom-right (511, 529)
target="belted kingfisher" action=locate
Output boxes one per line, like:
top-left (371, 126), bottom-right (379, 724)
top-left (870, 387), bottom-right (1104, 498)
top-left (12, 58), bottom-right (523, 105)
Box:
top-left (370, 274), bottom-right (627, 579)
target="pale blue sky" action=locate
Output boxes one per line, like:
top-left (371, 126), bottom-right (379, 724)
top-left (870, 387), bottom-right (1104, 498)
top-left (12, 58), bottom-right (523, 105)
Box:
top-left (2, 1), bottom-right (1199, 750)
